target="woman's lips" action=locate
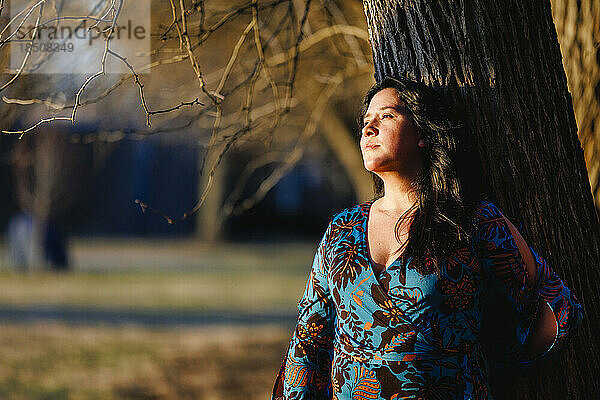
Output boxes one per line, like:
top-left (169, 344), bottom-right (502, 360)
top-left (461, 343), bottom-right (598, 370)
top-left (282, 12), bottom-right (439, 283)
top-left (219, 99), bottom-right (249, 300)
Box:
top-left (364, 144), bottom-right (379, 150)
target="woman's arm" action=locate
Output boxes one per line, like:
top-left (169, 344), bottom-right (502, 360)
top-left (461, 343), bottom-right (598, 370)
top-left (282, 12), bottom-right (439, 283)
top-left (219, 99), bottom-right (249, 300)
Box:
top-left (499, 212), bottom-right (558, 359)
top-left (472, 201), bottom-right (583, 366)
top-left (272, 221), bottom-right (336, 400)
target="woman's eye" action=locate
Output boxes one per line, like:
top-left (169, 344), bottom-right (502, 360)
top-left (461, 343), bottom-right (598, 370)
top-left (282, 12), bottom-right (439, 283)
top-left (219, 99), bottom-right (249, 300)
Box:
top-left (382, 113), bottom-right (393, 119)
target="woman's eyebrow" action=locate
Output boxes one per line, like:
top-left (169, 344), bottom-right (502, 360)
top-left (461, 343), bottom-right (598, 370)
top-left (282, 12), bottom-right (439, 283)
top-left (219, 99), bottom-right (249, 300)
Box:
top-left (363, 106), bottom-right (401, 121)
top-left (379, 106), bottom-right (401, 112)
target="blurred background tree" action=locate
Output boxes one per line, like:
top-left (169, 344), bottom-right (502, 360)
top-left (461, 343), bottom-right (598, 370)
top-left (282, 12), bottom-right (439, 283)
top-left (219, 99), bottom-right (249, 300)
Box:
top-left (1, 0), bottom-right (598, 246)
top-left (552, 0), bottom-right (600, 209)
top-left (9, 127), bottom-right (87, 270)
top-left (1, 0), bottom-right (376, 264)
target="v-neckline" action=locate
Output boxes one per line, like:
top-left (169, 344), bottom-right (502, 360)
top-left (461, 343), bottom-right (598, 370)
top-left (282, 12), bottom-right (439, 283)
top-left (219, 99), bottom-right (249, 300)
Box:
top-left (362, 200), bottom-right (410, 283)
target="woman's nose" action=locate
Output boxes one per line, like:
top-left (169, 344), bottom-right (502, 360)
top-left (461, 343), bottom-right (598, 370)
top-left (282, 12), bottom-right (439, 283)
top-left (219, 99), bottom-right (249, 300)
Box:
top-left (362, 121), bottom-right (378, 137)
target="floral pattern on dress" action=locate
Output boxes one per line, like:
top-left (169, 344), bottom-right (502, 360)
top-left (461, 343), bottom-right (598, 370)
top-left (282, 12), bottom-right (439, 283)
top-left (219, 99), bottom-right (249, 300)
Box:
top-left (272, 201), bottom-right (583, 400)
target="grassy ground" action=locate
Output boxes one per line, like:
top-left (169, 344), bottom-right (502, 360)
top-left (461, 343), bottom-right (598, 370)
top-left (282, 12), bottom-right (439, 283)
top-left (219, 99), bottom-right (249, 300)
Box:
top-left (0, 322), bottom-right (290, 400)
top-left (0, 269), bottom-right (305, 313)
top-left (0, 239), bottom-right (313, 312)
top-left (0, 239), bottom-right (314, 399)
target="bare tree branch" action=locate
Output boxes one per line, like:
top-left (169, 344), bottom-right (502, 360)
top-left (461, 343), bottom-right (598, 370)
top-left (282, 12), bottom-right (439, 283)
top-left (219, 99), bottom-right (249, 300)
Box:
top-left (1, 0), bottom-right (375, 225)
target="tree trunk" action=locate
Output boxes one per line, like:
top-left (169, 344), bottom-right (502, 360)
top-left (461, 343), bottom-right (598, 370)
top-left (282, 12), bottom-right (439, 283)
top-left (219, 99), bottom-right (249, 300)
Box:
top-left (362, 1), bottom-right (599, 399)
top-left (196, 152), bottom-right (226, 242)
top-left (29, 217), bottom-right (47, 271)
top-left (551, 0), bottom-right (600, 210)
top-left (319, 110), bottom-right (373, 202)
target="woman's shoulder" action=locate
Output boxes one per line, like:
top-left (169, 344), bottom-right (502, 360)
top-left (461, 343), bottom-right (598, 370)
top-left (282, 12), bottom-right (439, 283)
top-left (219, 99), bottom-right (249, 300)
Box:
top-left (329, 200), bottom-right (373, 225)
top-left (472, 199), bottom-right (504, 224)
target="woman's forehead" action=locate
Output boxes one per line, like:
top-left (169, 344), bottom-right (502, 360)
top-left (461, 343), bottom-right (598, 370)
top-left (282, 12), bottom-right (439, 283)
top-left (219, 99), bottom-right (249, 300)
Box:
top-left (365, 88), bottom-right (407, 116)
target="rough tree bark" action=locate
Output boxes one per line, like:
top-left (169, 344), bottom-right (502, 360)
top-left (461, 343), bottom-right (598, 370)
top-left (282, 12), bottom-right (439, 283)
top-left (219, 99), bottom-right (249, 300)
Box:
top-left (362, 1), bottom-right (599, 399)
top-left (551, 0), bottom-right (600, 210)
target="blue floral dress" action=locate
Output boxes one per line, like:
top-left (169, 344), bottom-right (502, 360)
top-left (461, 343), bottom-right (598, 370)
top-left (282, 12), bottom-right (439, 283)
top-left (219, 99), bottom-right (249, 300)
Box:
top-left (272, 200), bottom-right (583, 400)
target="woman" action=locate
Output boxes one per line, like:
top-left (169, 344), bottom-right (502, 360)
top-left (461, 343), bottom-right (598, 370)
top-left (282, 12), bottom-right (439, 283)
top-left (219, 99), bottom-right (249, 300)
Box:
top-left (272, 77), bottom-right (583, 399)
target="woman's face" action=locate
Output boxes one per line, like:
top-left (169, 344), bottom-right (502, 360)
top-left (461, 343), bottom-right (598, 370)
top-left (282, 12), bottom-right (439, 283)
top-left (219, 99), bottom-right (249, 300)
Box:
top-left (360, 87), bottom-right (422, 175)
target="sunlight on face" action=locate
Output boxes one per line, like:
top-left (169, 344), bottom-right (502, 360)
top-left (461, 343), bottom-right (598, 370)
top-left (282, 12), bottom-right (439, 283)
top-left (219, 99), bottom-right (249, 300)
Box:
top-left (360, 88), bottom-right (422, 175)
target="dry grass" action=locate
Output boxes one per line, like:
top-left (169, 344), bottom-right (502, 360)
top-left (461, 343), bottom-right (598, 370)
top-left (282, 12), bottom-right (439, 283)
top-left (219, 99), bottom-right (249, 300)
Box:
top-left (0, 240), bottom-right (310, 398)
top-left (67, 239), bottom-right (315, 273)
top-left (0, 239), bottom-right (314, 313)
top-left (0, 270), bottom-right (305, 313)
top-left (0, 322), bottom-right (291, 400)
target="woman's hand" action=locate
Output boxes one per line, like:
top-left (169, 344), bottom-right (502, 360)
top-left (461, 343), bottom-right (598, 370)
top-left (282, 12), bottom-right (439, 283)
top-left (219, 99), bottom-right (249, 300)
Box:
top-left (522, 299), bottom-right (558, 358)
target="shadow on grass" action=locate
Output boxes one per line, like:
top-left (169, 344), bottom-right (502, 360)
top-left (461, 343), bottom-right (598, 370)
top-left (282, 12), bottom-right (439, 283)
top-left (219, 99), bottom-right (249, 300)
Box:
top-left (0, 304), bottom-right (297, 327)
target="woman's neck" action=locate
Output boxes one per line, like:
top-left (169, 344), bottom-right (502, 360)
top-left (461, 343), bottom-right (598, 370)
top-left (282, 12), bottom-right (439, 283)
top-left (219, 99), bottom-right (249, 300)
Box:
top-left (375, 171), bottom-right (419, 212)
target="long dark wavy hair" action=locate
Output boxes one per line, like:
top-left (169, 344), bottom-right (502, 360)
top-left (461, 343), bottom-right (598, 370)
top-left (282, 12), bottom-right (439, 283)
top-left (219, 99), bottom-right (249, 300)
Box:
top-left (359, 77), bottom-right (484, 276)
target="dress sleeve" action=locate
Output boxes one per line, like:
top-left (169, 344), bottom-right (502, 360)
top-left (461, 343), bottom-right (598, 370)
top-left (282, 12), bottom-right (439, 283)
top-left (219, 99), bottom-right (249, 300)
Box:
top-left (272, 221), bottom-right (336, 400)
top-left (471, 201), bottom-right (583, 369)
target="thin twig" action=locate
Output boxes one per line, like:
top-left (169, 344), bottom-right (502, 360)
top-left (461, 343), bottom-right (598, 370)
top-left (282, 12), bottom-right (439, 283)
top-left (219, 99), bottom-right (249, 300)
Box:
top-left (0, 1), bottom-right (45, 93)
top-left (2, 116), bottom-right (73, 138)
top-left (107, 48), bottom-right (152, 126)
top-left (214, 19), bottom-right (255, 98)
top-left (71, 0), bottom-right (123, 123)
top-left (231, 66), bottom-right (360, 216)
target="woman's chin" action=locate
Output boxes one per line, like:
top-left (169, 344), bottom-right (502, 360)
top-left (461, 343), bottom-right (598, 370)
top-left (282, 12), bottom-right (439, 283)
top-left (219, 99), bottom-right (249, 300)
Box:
top-left (363, 161), bottom-right (389, 174)
top-left (363, 159), bottom-right (381, 172)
